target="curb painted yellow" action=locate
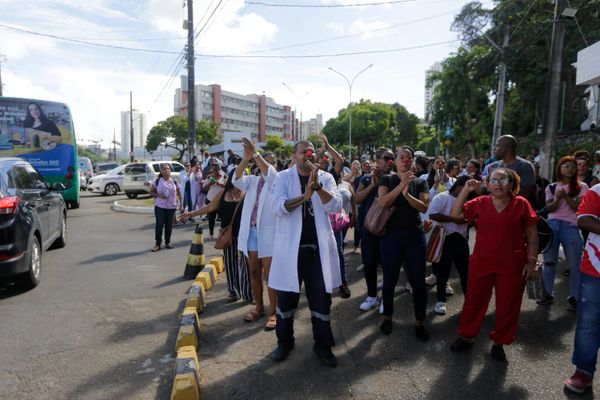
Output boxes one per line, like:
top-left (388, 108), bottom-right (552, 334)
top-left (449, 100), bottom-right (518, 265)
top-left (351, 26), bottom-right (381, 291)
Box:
top-left (175, 325), bottom-right (198, 352)
top-left (203, 265), bottom-right (217, 284)
top-left (208, 257), bottom-right (224, 273)
top-left (196, 271), bottom-right (212, 291)
top-left (170, 346), bottom-right (201, 400)
top-left (185, 291), bottom-right (203, 314)
top-left (181, 307), bottom-right (200, 335)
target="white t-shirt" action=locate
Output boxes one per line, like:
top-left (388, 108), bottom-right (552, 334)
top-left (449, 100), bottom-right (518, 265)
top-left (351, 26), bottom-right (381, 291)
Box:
top-left (427, 191), bottom-right (467, 237)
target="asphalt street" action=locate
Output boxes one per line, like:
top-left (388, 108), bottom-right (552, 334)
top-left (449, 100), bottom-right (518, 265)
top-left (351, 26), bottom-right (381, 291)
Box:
top-left (0, 191), bottom-right (596, 400)
top-left (0, 191), bottom-right (220, 400)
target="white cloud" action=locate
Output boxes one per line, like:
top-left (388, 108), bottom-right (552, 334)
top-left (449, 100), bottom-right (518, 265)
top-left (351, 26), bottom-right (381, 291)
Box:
top-left (326, 18), bottom-right (392, 40)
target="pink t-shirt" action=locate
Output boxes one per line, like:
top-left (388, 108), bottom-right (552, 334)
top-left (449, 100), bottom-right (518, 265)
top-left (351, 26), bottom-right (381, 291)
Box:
top-left (546, 181), bottom-right (589, 225)
top-left (153, 178), bottom-right (179, 209)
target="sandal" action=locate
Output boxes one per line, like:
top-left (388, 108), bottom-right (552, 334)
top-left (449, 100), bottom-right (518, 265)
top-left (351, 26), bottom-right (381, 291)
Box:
top-left (244, 309), bottom-right (265, 323)
top-left (151, 245), bottom-right (161, 252)
top-left (265, 315), bottom-right (276, 331)
top-left (226, 294), bottom-right (238, 303)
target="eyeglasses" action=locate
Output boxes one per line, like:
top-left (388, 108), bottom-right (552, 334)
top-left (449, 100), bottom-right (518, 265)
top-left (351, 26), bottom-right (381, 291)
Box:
top-left (381, 156), bottom-right (394, 161)
top-left (489, 177), bottom-right (510, 185)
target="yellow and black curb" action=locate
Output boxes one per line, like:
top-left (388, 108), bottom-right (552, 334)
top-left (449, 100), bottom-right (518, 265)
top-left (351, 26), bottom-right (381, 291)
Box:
top-left (171, 256), bottom-right (224, 400)
top-left (184, 225), bottom-right (205, 279)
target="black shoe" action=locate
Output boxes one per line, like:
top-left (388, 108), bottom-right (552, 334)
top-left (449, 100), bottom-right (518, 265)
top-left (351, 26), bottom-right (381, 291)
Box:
top-left (415, 325), bottom-right (430, 342)
top-left (536, 292), bottom-right (554, 306)
top-left (339, 285), bottom-right (351, 299)
top-left (380, 319), bottom-right (392, 335)
top-left (165, 244), bottom-right (174, 249)
top-left (271, 342), bottom-right (294, 362)
top-left (563, 268), bottom-right (570, 277)
top-left (490, 344), bottom-right (506, 361)
top-left (450, 337), bottom-right (474, 352)
top-left (567, 297), bottom-right (577, 313)
top-left (313, 345), bottom-right (337, 368)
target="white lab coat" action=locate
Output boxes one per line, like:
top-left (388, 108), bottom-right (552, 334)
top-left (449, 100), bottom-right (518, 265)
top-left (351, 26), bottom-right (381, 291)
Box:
top-left (268, 166), bottom-right (343, 294)
top-left (232, 165), bottom-right (277, 258)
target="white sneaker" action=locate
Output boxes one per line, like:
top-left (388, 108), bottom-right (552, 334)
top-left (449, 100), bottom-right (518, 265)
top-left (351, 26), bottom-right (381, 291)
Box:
top-left (425, 274), bottom-right (437, 286)
top-left (379, 301), bottom-right (384, 315)
top-left (359, 296), bottom-right (380, 311)
top-left (446, 283), bottom-right (454, 296)
top-left (405, 282), bottom-right (413, 294)
top-left (434, 302), bottom-right (447, 315)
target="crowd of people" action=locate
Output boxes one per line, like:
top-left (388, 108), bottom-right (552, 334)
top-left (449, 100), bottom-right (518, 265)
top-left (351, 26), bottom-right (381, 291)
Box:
top-left (160, 133), bottom-right (598, 394)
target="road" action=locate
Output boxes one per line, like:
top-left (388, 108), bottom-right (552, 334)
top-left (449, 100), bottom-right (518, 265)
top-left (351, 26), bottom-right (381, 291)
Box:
top-left (0, 191), bottom-right (596, 400)
top-left (0, 192), bottom-right (221, 400)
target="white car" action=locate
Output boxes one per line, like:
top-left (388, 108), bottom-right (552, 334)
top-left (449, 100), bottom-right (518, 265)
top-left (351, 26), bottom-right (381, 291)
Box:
top-left (123, 161), bottom-right (184, 199)
top-left (87, 164), bottom-right (126, 196)
top-left (79, 170), bottom-right (87, 191)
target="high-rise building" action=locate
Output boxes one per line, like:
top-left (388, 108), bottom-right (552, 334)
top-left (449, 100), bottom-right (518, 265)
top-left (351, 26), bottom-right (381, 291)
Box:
top-left (300, 114), bottom-right (323, 139)
top-left (424, 62), bottom-right (443, 122)
top-left (120, 110), bottom-right (147, 152)
top-left (174, 77), bottom-right (293, 142)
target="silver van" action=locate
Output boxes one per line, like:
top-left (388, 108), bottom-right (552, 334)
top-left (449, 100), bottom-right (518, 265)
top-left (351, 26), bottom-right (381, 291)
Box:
top-left (122, 161), bottom-right (184, 199)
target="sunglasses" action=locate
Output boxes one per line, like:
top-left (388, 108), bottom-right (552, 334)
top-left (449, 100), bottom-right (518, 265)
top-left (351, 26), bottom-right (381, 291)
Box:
top-left (489, 177), bottom-right (510, 185)
top-left (381, 155), bottom-right (394, 161)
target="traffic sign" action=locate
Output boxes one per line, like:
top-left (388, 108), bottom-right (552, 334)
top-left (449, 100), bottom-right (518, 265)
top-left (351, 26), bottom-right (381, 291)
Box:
top-left (444, 139), bottom-right (452, 146)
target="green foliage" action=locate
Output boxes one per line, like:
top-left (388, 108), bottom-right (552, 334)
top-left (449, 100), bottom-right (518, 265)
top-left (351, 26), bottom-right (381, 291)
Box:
top-left (262, 135), bottom-right (293, 157)
top-left (322, 100), bottom-right (416, 159)
top-left (427, 0), bottom-right (600, 158)
top-left (78, 148), bottom-right (107, 165)
top-left (146, 116), bottom-right (221, 161)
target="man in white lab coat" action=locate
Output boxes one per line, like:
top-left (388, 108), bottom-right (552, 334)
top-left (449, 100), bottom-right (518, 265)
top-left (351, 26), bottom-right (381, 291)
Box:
top-left (268, 140), bottom-right (343, 367)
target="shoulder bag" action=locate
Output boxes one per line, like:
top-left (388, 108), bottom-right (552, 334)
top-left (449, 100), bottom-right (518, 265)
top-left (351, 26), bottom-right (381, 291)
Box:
top-left (214, 193), bottom-right (245, 250)
top-left (364, 199), bottom-right (396, 237)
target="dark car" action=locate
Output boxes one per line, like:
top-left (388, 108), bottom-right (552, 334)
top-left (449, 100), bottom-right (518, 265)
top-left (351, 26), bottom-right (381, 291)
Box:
top-left (0, 158), bottom-right (67, 289)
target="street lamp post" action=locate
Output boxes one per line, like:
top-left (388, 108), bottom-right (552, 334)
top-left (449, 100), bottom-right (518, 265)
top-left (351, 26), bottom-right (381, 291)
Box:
top-left (328, 64), bottom-right (373, 160)
top-left (282, 82), bottom-right (309, 141)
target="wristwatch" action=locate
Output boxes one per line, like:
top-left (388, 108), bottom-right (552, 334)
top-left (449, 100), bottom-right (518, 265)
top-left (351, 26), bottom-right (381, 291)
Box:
top-left (314, 182), bottom-right (323, 191)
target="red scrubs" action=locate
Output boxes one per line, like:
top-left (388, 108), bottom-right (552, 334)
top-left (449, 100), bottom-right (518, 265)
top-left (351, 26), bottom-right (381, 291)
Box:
top-left (457, 195), bottom-right (538, 345)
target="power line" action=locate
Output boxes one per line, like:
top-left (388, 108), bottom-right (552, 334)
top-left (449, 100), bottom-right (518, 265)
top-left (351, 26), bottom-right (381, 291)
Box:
top-left (245, 0), bottom-right (434, 7)
top-left (567, 0), bottom-right (589, 46)
top-left (194, 0), bottom-right (226, 42)
top-left (0, 23), bottom-right (182, 55)
top-left (509, 0), bottom-right (539, 41)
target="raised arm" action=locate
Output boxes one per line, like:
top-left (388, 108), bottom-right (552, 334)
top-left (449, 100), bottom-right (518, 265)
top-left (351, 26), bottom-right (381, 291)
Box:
top-left (450, 179), bottom-right (478, 220)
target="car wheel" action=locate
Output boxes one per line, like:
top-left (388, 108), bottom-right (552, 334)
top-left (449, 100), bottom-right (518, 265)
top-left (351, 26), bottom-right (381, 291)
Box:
top-left (52, 213), bottom-right (67, 249)
top-left (15, 235), bottom-right (41, 290)
top-left (105, 183), bottom-right (119, 196)
top-left (126, 193), bottom-right (138, 199)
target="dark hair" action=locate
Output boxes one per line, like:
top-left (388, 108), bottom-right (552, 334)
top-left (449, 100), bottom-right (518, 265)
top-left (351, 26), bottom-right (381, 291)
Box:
top-left (467, 159), bottom-right (481, 173)
top-left (262, 151), bottom-right (275, 159)
top-left (23, 102), bottom-right (52, 128)
top-left (414, 156), bottom-right (429, 174)
top-left (449, 175), bottom-right (470, 192)
top-left (446, 159), bottom-right (460, 172)
top-left (293, 140), bottom-right (312, 153)
top-left (224, 169), bottom-right (235, 192)
top-left (555, 156), bottom-right (581, 197)
top-left (396, 145), bottom-right (414, 158)
top-left (375, 147), bottom-right (392, 159)
top-left (427, 157), bottom-right (446, 187)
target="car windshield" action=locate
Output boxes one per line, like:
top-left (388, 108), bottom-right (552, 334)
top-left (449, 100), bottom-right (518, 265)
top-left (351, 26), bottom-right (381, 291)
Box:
top-left (106, 166), bottom-right (124, 175)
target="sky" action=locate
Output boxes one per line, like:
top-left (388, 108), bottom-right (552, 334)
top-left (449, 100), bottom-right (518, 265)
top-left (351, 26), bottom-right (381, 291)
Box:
top-left (0, 0), bottom-right (493, 148)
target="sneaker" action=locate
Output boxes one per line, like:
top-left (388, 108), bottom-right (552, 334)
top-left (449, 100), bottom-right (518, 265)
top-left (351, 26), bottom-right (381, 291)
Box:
top-left (490, 344), bottom-right (506, 361)
top-left (380, 319), bottom-right (392, 335)
top-left (356, 264), bottom-right (364, 272)
top-left (415, 325), bottom-right (430, 342)
top-left (379, 302), bottom-right (384, 315)
top-left (536, 292), bottom-right (554, 306)
top-left (564, 370), bottom-right (593, 394)
top-left (567, 297), bottom-right (577, 313)
top-left (445, 283), bottom-right (454, 296)
top-left (434, 302), bottom-right (447, 315)
top-left (359, 296), bottom-right (380, 311)
top-left (339, 285), bottom-right (351, 299)
top-left (271, 342), bottom-right (295, 362)
top-left (313, 345), bottom-right (337, 368)
top-left (425, 274), bottom-right (437, 286)
top-left (405, 282), bottom-right (413, 294)
top-left (450, 337), bottom-right (474, 352)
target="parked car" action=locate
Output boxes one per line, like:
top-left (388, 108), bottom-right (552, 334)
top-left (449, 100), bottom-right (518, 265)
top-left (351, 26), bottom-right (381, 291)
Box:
top-left (78, 156), bottom-right (93, 184)
top-left (0, 158), bottom-right (67, 290)
top-left (123, 161), bottom-right (184, 199)
top-left (79, 170), bottom-right (87, 191)
top-left (95, 161), bottom-right (120, 175)
top-left (87, 164), bottom-right (126, 196)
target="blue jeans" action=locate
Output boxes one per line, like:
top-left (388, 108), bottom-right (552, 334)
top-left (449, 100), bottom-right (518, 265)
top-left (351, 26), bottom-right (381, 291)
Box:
top-left (572, 273), bottom-right (600, 376)
top-left (542, 219), bottom-right (584, 300)
top-left (335, 229), bottom-right (346, 285)
top-left (183, 187), bottom-right (193, 212)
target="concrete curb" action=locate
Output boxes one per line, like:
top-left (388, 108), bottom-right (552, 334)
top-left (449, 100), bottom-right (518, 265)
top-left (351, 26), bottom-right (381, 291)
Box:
top-left (171, 256), bottom-right (224, 400)
top-left (111, 200), bottom-right (154, 214)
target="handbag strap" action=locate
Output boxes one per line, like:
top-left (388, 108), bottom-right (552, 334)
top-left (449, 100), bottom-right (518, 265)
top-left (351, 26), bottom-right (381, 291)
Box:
top-left (230, 192), bottom-right (246, 230)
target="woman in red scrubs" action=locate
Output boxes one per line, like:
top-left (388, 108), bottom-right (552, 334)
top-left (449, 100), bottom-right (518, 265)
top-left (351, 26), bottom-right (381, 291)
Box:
top-left (449, 168), bottom-right (539, 361)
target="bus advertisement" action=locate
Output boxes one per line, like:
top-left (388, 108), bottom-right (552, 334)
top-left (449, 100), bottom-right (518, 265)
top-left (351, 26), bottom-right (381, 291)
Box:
top-left (0, 97), bottom-right (80, 208)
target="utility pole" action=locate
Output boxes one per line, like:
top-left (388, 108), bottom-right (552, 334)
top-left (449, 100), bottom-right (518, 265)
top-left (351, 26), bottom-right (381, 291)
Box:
top-left (541, 0), bottom-right (568, 180)
top-left (0, 55), bottom-right (6, 96)
top-left (491, 26), bottom-right (510, 153)
top-left (185, 0), bottom-right (196, 161)
top-left (113, 128), bottom-right (117, 161)
top-left (130, 91), bottom-right (134, 163)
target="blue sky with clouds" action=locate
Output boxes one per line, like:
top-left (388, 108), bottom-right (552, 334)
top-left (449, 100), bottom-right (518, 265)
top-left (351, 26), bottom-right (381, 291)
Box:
top-left (0, 0), bottom-right (491, 146)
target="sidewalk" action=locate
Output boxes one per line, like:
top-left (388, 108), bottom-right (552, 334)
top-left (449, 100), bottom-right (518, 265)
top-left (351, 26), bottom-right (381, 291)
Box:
top-left (194, 234), bottom-right (584, 400)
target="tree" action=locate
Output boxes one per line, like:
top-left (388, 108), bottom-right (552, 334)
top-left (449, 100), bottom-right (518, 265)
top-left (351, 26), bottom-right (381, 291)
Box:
top-left (262, 135), bottom-right (294, 157)
top-left (145, 116), bottom-right (220, 161)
